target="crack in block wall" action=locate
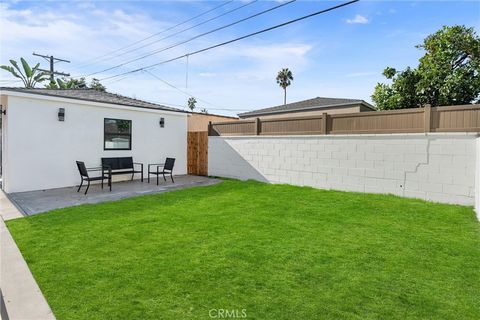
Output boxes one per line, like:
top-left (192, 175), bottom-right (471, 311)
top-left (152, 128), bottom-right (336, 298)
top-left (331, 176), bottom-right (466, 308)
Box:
top-left (209, 133), bottom-right (478, 207)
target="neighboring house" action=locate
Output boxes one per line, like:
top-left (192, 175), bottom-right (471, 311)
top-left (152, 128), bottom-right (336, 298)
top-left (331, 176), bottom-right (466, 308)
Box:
top-left (238, 97), bottom-right (376, 119)
top-left (0, 88), bottom-right (188, 193)
top-left (188, 112), bottom-right (238, 132)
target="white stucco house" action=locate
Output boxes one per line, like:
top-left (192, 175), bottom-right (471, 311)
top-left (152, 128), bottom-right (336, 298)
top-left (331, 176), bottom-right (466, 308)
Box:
top-left (0, 88), bottom-right (188, 193)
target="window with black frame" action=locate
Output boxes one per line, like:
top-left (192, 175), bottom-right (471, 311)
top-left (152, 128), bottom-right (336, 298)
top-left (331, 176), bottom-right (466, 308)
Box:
top-left (104, 118), bottom-right (132, 150)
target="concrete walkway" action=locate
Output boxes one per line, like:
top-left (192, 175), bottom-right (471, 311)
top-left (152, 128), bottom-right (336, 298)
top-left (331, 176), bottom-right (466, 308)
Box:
top-left (1, 213), bottom-right (55, 319)
top-left (0, 191), bottom-right (24, 221)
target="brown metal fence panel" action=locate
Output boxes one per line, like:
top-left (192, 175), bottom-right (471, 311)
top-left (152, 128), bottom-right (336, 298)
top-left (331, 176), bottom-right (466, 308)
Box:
top-left (329, 108), bottom-right (424, 134)
top-left (208, 105), bottom-right (480, 136)
top-left (187, 131), bottom-right (208, 176)
top-left (210, 120), bottom-right (256, 136)
top-left (432, 105), bottom-right (480, 132)
top-left (260, 116), bottom-right (324, 135)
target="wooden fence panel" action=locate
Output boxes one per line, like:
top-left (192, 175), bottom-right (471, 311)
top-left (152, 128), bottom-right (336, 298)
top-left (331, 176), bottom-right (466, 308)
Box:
top-left (208, 105), bottom-right (480, 136)
top-left (187, 131), bottom-right (208, 176)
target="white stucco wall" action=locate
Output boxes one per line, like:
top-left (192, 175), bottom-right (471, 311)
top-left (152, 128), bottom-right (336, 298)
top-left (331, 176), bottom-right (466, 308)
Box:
top-left (1, 95), bottom-right (8, 189)
top-left (209, 133), bottom-right (478, 206)
top-left (2, 94), bottom-right (187, 193)
top-left (476, 137), bottom-right (480, 219)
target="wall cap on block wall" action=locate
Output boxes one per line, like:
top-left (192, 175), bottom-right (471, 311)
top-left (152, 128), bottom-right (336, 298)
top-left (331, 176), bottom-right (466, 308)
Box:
top-left (209, 132), bottom-right (480, 139)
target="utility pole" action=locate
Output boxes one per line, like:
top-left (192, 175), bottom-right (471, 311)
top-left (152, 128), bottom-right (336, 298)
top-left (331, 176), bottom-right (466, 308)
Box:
top-left (32, 52), bottom-right (70, 83)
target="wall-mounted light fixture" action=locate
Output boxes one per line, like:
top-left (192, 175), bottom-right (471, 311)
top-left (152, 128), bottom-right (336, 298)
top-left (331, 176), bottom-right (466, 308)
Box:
top-left (159, 117), bottom-right (165, 128)
top-left (58, 108), bottom-right (65, 121)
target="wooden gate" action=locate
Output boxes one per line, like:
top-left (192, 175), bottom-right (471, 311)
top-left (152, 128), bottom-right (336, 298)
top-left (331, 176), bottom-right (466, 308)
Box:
top-left (187, 131), bottom-right (208, 176)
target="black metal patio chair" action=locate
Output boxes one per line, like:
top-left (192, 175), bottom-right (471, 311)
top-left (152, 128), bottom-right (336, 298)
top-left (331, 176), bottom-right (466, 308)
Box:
top-left (76, 161), bottom-right (111, 195)
top-left (148, 158), bottom-right (175, 185)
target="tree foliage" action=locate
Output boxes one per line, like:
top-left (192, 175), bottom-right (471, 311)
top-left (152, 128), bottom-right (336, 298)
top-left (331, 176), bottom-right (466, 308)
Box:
top-left (0, 58), bottom-right (49, 88)
top-left (46, 77), bottom-right (87, 89)
top-left (45, 77), bottom-right (106, 91)
top-left (1, 56), bottom-right (107, 91)
top-left (187, 97), bottom-right (197, 111)
top-left (372, 25), bottom-right (480, 110)
top-left (89, 78), bottom-right (106, 92)
top-left (276, 68), bottom-right (293, 105)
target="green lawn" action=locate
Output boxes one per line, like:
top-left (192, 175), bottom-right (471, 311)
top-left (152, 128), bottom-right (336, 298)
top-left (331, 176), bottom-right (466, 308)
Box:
top-left (6, 180), bottom-right (480, 320)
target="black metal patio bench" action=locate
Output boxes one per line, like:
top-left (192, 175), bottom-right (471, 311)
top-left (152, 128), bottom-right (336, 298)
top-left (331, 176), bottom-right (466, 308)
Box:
top-left (101, 157), bottom-right (144, 184)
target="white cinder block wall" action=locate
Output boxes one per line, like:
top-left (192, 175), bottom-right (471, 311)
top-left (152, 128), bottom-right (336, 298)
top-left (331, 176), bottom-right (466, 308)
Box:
top-left (209, 133), bottom-right (478, 207)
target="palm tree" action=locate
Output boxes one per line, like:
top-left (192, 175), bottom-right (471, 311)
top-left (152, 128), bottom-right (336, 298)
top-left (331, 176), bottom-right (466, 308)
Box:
top-left (1, 58), bottom-right (49, 88)
top-left (276, 68), bottom-right (293, 105)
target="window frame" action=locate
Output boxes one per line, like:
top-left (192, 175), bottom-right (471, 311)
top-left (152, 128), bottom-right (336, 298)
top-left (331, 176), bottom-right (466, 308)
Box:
top-left (103, 118), bottom-right (132, 151)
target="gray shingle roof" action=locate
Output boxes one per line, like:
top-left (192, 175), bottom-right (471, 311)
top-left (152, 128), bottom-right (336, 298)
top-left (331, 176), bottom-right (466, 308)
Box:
top-left (0, 87), bottom-right (187, 113)
top-left (238, 97), bottom-right (375, 117)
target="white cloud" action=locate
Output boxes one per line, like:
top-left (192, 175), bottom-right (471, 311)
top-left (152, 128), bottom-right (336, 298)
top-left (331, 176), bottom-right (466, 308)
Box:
top-left (239, 44), bottom-right (312, 61)
top-left (0, 2), bottom-right (173, 76)
top-left (190, 43), bottom-right (312, 70)
top-left (346, 14), bottom-right (370, 24)
top-left (0, 2), bottom-right (330, 117)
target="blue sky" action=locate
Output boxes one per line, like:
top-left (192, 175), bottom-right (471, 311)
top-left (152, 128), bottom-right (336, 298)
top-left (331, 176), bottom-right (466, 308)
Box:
top-left (1, 1), bottom-right (479, 116)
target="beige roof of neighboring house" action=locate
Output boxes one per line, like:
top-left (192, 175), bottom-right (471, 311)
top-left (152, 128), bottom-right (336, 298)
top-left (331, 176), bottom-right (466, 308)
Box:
top-left (238, 97), bottom-right (376, 118)
top-left (190, 111), bottom-right (238, 119)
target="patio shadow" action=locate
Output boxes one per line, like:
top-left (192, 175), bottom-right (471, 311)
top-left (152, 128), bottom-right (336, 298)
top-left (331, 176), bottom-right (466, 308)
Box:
top-left (208, 138), bottom-right (269, 183)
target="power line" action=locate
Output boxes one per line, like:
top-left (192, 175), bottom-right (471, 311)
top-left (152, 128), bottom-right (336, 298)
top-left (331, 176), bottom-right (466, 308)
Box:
top-left (101, 0), bottom-right (359, 82)
top-left (77, 1), bottom-right (234, 68)
top-left (102, 75), bottom-right (131, 85)
top-left (80, 0), bottom-right (258, 70)
top-left (33, 52), bottom-right (70, 82)
top-left (84, 0), bottom-right (295, 77)
top-left (185, 54), bottom-right (189, 90)
top-left (142, 70), bottom-right (253, 112)
top-left (144, 70), bottom-right (221, 109)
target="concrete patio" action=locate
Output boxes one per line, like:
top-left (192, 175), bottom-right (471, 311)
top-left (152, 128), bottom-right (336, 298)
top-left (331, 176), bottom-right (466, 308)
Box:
top-left (8, 175), bottom-right (221, 215)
